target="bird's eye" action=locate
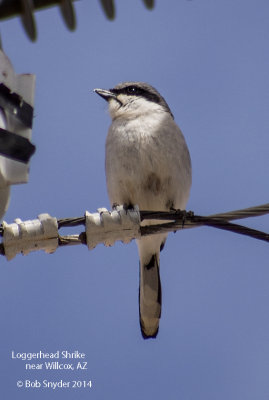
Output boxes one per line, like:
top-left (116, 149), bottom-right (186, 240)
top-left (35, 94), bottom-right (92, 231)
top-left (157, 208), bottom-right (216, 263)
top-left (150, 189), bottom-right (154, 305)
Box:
top-left (126, 86), bottom-right (139, 95)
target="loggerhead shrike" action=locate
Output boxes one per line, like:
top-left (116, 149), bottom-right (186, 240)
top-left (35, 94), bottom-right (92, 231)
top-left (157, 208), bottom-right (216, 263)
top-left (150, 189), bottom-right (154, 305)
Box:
top-left (95, 82), bottom-right (192, 339)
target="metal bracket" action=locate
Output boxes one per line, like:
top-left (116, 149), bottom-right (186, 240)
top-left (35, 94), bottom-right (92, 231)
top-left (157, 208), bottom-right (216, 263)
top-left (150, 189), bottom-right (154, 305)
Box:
top-left (0, 127), bottom-right (36, 163)
top-left (0, 83), bottom-right (33, 129)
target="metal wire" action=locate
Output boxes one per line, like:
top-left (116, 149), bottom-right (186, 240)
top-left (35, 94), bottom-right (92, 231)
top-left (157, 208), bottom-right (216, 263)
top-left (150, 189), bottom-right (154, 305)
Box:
top-left (140, 203), bottom-right (269, 224)
top-left (141, 203), bottom-right (269, 242)
top-left (56, 203), bottom-right (269, 246)
top-left (1, 203), bottom-right (269, 252)
top-left (209, 203), bottom-right (269, 221)
top-left (140, 215), bottom-right (269, 243)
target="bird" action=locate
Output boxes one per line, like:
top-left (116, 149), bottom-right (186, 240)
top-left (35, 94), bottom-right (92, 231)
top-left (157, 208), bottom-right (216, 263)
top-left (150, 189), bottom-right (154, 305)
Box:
top-left (94, 82), bottom-right (192, 339)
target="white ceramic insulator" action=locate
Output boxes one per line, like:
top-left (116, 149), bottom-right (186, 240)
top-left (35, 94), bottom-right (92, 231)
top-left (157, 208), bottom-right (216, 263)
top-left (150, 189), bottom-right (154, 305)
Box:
top-left (85, 205), bottom-right (141, 249)
top-left (3, 213), bottom-right (58, 260)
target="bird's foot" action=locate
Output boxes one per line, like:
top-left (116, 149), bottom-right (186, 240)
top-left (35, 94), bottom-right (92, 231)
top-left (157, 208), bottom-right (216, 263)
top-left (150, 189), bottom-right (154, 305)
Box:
top-left (112, 202), bottom-right (120, 210)
top-left (112, 203), bottom-right (135, 214)
top-left (123, 203), bottom-right (135, 213)
top-left (170, 207), bottom-right (194, 228)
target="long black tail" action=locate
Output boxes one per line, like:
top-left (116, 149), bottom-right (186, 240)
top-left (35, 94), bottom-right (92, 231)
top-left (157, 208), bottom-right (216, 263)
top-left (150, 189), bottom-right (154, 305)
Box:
top-left (139, 253), bottom-right (162, 339)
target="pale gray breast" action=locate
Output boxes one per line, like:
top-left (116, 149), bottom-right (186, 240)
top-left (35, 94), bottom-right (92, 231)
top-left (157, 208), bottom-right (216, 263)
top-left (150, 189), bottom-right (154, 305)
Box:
top-left (105, 114), bottom-right (191, 210)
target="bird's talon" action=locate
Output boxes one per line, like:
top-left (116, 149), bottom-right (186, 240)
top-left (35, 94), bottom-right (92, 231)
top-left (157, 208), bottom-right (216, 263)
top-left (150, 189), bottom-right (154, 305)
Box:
top-left (123, 203), bottom-right (135, 212)
top-left (112, 202), bottom-right (120, 210)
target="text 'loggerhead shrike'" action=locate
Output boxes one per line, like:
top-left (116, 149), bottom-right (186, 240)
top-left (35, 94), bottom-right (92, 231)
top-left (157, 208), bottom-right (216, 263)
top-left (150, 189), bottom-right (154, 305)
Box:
top-left (95, 82), bottom-right (192, 339)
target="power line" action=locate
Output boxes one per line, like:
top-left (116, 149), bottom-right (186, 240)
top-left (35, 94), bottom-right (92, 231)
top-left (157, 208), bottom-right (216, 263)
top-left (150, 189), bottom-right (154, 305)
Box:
top-left (0, 203), bottom-right (268, 260)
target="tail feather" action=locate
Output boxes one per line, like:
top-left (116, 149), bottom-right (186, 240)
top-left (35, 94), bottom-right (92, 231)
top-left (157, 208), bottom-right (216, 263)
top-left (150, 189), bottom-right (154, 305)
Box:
top-left (139, 253), bottom-right (162, 339)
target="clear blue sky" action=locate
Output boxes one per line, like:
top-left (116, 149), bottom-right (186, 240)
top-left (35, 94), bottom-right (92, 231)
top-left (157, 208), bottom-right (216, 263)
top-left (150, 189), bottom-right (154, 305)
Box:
top-left (1, 1), bottom-right (269, 399)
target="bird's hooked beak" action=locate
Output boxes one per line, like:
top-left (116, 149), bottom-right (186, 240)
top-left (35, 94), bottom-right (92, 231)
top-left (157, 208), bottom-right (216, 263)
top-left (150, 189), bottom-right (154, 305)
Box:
top-left (94, 88), bottom-right (117, 102)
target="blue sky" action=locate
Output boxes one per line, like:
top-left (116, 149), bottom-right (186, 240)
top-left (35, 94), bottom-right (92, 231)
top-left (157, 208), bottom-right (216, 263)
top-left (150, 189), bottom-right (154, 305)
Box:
top-left (0, 1), bottom-right (269, 399)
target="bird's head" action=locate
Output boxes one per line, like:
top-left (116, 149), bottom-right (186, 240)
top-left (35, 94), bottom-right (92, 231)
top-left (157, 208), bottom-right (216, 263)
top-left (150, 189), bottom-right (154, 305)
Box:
top-left (94, 81), bottom-right (174, 120)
